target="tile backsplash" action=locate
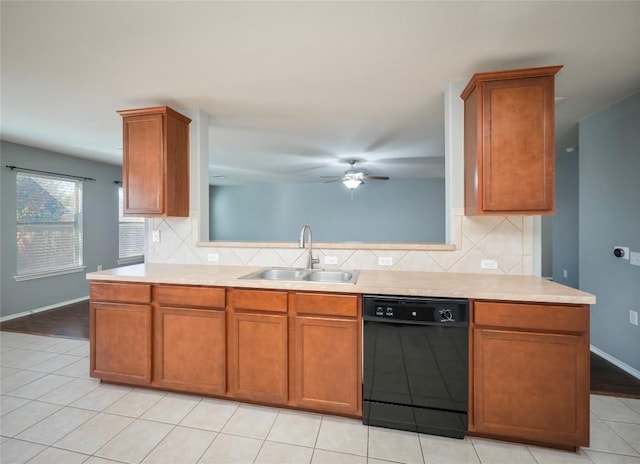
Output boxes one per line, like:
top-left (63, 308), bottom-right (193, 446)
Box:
top-left (147, 209), bottom-right (533, 275)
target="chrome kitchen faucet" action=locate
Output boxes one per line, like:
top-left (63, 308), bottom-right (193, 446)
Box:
top-left (299, 224), bottom-right (320, 269)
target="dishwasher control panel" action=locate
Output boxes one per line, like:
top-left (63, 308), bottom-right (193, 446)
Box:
top-left (364, 295), bottom-right (469, 324)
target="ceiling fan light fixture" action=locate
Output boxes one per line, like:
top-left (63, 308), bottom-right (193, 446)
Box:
top-left (343, 178), bottom-right (362, 189)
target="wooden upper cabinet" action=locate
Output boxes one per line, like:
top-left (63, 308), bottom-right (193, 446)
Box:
top-left (461, 66), bottom-right (562, 215)
top-left (118, 106), bottom-right (191, 217)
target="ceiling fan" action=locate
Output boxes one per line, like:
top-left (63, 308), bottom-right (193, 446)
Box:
top-left (323, 160), bottom-right (390, 190)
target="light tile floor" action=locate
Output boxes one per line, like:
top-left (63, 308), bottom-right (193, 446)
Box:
top-left (1, 331), bottom-right (639, 464)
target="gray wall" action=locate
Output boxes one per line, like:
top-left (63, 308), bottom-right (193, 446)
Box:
top-left (579, 91), bottom-right (640, 372)
top-left (210, 179), bottom-right (445, 243)
top-left (1, 141), bottom-right (122, 318)
top-left (541, 215), bottom-right (553, 278)
top-left (551, 152), bottom-right (579, 288)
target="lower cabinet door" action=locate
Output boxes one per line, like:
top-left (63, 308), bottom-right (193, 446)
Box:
top-left (230, 313), bottom-right (288, 404)
top-left (294, 316), bottom-right (361, 415)
top-left (154, 306), bottom-right (226, 395)
top-left (472, 328), bottom-right (589, 447)
top-left (91, 302), bottom-right (152, 385)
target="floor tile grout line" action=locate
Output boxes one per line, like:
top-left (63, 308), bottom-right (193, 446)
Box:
top-left (191, 430), bottom-right (220, 464)
top-left (2, 400), bottom-right (65, 440)
top-left (66, 383), bottom-right (134, 413)
top-left (308, 413), bottom-right (324, 461)
top-left (239, 406), bottom-right (280, 464)
top-left (2, 373), bottom-right (77, 401)
top-left (468, 436), bottom-right (483, 464)
top-left (597, 395), bottom-right (640, 424)
top-left (598, 416), bottom-right (640, 425)
top-left (88, 414), bottom-right (145, 461)
top-left (201, 398), bottom-right (239, 434)
top-left (136, 421), bottom-right (180, 464)
top-left (417, 431), bottom-right (427, 464)
top-left (0, 338), bottom-right (88, 354)
top-left (526, 444), bottom-right (542, 464)
top-left (581, 448), bottom-right (599, 464)
top-left (15, 404), bottom-right (99, 451)
top-left (366, 422), bottom-right (370, 461)
top-left (598, 417), bottom-right (640, 457)
top-left (26, 355), bottom-right (88, 374)
top-left (251, 438), bottom-right (267, 464)
top-left (602, 420), bottom-right (640, 458)
top-left (0, 437), bottom-right (51, 463)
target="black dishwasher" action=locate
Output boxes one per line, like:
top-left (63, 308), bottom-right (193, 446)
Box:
top-left (362, 295), bottom-right (469, 439)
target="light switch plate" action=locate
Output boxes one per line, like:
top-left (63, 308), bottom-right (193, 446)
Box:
top-left (630, 251), bottom-right (640, 267)
top-left (152, 230), bottom-right (160, 243)
top-left (630, 310), bottom-right (638, 326)
top-left (378, 257), bottom-right (393, 266)
top-left (207, 253), bottom-right (219, 262)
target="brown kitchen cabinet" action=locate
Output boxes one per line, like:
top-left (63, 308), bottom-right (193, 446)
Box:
top-left (461, 66), bottom-right (562, 215)
top-left (118, 106), bottom-right (191, 217)
top-left (291, 292), bottom-right (362, 416)
top-left (90, 282), bottom-right (152, 385)
top-left (228, 289), bottom-right (289, 404)
top-left (470, 300), bottom-right (590, 450)
top-left (153, 285), bottom-right (226, 395)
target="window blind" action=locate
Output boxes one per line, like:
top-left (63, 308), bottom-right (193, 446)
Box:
top-left (118, 187), bottom-right (144, 260)
top-left (16, 172), bottom-right (83, 276)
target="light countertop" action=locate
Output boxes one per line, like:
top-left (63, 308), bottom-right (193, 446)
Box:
top-left (86, 263), bottom-right (595, 305)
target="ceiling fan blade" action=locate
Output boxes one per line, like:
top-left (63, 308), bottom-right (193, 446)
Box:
top-left (323, 179), bottom-right (342, 184)
top-left (362, 175), bottom-right (390, 180)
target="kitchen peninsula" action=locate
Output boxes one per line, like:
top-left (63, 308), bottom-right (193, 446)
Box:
top-left (87, 263), bottom-right (595, 451)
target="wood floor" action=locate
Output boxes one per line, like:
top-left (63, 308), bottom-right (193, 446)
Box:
top-left (1, 300), bottom-right (639, 398)
top-left (0, 300), bottom-right (89, 340)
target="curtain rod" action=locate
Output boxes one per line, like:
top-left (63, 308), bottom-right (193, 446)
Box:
top-left (5, 165), bottom-right (96, 182)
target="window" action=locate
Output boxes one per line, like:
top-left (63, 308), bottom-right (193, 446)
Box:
top-left (118, 187), bottom-right (144, 263)
top-left (16, 172), bottom-right (84, 279)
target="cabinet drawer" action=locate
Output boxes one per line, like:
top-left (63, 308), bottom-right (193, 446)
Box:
top-left (474, 301), bottom-right (588, 333)
top-left (155, 285), bottom-right (225, 309)
top-left (295, 292), bottom-right (359, 317)
top-left (231, 289), bottom-right (288, 313)
top-left (90, 282), bottom-right (151, 304)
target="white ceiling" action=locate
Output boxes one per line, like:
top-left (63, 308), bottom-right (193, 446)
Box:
top-left (2, 1), bottom-right (639, 184)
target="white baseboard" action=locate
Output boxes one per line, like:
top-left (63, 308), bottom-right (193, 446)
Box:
top-left (591, 345), bottom-right (640, 381)
top-left (0, 296), bottom-right (89, 322)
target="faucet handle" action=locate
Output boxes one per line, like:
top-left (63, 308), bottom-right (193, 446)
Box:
top-left (311, 256), bottom-right (320, 265)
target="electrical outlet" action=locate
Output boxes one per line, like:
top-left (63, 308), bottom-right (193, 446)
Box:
top-left (630, 310), bottom-right (638, 326)
top-left (97, 264), bottom-right (102, 271)
top-left (152, 230), bottom-right (161, 243)
top-left (481, 259), bottom-right (498, 270)
top-left (378, 256), bottom-right (393, 266)
top-left (630, 251), bottom-right (640, 267)
top-left (207, 253), bottom-right (219, 262)
top-left (324, 256), bottom-right (338, 265)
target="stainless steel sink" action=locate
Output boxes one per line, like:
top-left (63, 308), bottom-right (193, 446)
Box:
top-left (239, 267), bottom-right (359, 284)
top-left (302, 270), bottom-right (358, 283)
top-left (239, 267), bottom-right (307, 281)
